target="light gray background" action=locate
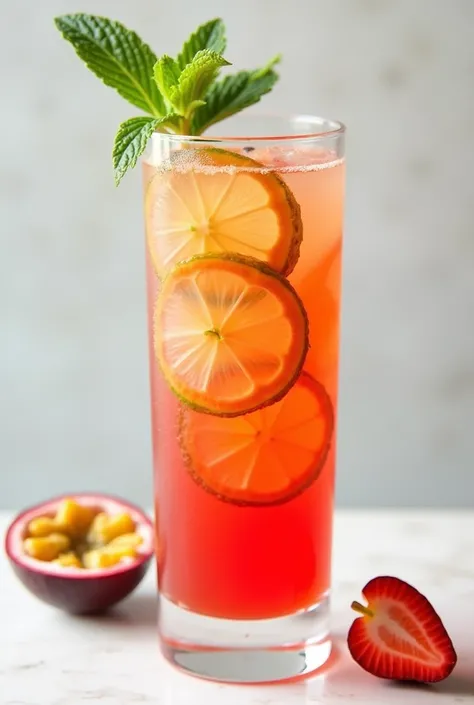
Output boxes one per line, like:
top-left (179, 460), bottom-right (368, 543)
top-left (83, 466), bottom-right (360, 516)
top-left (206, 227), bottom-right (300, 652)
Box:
top-left (2, 0), bottom-right (474, 509)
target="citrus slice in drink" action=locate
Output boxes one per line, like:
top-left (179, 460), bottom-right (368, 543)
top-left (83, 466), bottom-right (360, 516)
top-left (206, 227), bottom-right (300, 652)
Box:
top-left (154, 252), bottom-right (309, 417)
top-left (179, 372), bottom-right (334, 505)
top-left (145, 147), bottom-right (302, 276)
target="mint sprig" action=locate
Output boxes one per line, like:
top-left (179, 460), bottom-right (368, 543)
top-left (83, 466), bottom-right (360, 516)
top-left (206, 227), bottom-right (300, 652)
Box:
top-left (166, 51), bottom-right (230, 122)
top-left (54, 14), bottom-right (282, 185)
top-left (153, 50), bottom-right (230, 127)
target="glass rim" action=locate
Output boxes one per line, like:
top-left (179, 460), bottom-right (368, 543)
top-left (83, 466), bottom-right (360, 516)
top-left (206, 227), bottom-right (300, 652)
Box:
top-left (151, 113), bottom-right (345, 145)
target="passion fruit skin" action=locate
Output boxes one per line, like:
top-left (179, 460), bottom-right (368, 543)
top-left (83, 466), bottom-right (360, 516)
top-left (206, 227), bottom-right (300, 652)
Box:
top-left (8, 558), bottom-right (151, 614)
top-left (5, 493), bottom-right (154, 615)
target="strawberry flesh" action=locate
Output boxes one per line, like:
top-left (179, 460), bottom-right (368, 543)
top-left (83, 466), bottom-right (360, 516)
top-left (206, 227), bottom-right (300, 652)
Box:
top-left (347, 576), bottom-right (457, 683)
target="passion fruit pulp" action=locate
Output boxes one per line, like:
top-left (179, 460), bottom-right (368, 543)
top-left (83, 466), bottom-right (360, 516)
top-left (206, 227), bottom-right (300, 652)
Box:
top-left (5, 493), bottom-right (154, 615)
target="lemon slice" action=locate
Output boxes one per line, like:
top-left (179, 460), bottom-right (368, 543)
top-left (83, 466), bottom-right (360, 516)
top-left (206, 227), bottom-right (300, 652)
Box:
top-left (145, 148), bottom-right (302, 277)
top-left (153, 253), bottom-right (309, 417)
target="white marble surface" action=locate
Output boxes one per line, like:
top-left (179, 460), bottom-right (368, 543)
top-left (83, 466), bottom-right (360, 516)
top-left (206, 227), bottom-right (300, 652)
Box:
top-left (2, 510), bottom-right (474, 704)
top-left (2, 0), bottom-right (474, 509)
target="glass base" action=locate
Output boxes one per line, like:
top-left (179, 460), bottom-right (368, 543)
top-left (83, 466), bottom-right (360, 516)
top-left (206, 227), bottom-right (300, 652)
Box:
top-left (159, 594), bottom-right (331, 684)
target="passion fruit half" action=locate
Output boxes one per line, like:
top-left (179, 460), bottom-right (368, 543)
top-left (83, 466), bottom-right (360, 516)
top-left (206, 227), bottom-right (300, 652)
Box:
top-left (5, 493), bottom-right (154, 615)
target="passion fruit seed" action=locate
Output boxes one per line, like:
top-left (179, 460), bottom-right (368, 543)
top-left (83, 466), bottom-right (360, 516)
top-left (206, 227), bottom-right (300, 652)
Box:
top-left (102, 545), bottom-right (138, 560)
top-left (53, 552), bottom-right (83, 568)
top-left (107, 532), bottom-right (143, 549)
top-left (82, 550), bottom-right (105, 569)
top-left (86, 513), bottom-right (107, 544)
top-left (82, 545), bottom-right (137, 569)
top-left (54, 498), bottom-right (99, 538)
top-left (87, 512), bottom-right (136, 546)
top-left (27, 516), bottom-right (60, 538)
top-left (24, 533), bottom-right (71, 561)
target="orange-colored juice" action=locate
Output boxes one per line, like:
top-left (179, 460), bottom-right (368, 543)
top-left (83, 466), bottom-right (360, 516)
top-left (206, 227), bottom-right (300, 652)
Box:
top-left (144, 146), bottom-right (344, 620)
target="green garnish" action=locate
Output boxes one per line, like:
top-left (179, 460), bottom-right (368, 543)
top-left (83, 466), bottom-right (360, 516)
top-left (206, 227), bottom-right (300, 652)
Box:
top-left (54, 15), bottom-right (281, 185)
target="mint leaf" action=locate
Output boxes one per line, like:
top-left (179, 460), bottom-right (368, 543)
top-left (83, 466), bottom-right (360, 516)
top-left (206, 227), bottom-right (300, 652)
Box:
top-left (54, 14), bottom-right (166, 116)
top-left (153, 55), bottom-right (181, 108)
top-left (112, 115), bottom-right (179, 185)
top-left (169, 50), bottom-right (230, 119)
top-left (177, 18), bottom-right (226, 69)
top-left (192, 56), bottom-right (281, 135)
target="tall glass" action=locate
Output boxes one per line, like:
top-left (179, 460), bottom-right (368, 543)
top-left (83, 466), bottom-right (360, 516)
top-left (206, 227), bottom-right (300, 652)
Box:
top-left (142, 115), bottom-right (345, 683)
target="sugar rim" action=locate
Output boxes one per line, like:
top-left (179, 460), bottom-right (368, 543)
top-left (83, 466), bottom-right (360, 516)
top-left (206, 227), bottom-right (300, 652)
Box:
top-left (151, 114), bottom-right (345, 144)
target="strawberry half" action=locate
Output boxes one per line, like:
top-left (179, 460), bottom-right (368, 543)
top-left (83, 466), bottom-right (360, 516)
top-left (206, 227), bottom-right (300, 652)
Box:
top-left (347, 576), bottom-right (457, 683)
